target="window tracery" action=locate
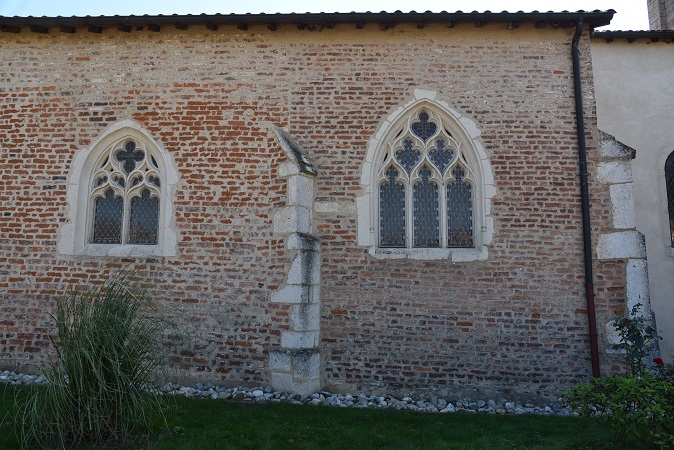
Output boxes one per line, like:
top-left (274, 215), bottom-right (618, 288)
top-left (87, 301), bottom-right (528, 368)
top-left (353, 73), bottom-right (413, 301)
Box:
top-left (377, 109), bottom-right (475, 249)
top-left (90, 140), bottom-right (161, 245)
top-left (58, 121), bottom-right (178, 257)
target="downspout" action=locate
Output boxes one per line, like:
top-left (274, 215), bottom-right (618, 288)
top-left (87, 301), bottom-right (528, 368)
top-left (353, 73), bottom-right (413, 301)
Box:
top-left (571, 18), bottom-right (601, 378)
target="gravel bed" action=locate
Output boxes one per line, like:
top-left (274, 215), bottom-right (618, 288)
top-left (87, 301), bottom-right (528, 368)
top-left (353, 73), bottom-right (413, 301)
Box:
top-left (0, 370), bottom-right (575, 416)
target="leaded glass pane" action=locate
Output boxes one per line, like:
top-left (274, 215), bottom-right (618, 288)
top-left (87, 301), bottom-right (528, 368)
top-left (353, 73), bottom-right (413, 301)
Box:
top-left (115, 141), bottom-right (145, 175)
top-left (395, 139), bottom-right (421, 175)
top-left (129, 189), bottom-right (159, 245)
top-left (666, 153), bottom-right (674, 246)
top-left (447, 167), bottom-right (473, 247)
top-left (92, 189), bottom-right (123, 244)
top-left (379, 167), bottom-right (406, 247)
top-left (428, 139), bottom-right (454, 173)
top-left (411, 112), bottom-right (437, 142)
top-left (413, 166), bottom-right (439, 247)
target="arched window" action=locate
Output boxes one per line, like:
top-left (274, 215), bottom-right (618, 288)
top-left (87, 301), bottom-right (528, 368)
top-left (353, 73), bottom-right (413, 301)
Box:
top-left (665, 152), bottom-right (674, 247)
top-left (59, 121), bottom-right (178, 257)
top-left (377, 110), bottom-right (477, 249)
top-left (357, 91), bottom-right (494, 261)
top-left (90, 139), bottom-right (161, 245)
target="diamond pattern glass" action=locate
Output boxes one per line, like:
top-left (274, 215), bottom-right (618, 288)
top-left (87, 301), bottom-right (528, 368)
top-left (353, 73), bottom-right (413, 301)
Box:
top-left (378, 110), bottom-right (477, 250)
top-left (447, 171), bottom-right (473, 248)
top-left (115, 141), bottom-right (145, 175)
top-left (92, 189), bottom-right (123, 244)
top-left (129, 189), bottom-right (159, 245)
top-left (411, 112), bottom-right (437, 142)
top-left (395, 139), bottom-right (421, 175)
top-left (428, 139), bottom-right (454, 173)
top-left (413, 166), bottom-right (439, 247)
top-left (379, 167), bottom-right (406, 247)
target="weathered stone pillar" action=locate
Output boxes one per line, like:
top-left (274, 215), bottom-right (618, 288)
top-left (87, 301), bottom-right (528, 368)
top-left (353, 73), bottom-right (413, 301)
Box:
top-left (269, 126), bottom-right (321, 395)
top-left (596, 131), bottom-right (653, 352)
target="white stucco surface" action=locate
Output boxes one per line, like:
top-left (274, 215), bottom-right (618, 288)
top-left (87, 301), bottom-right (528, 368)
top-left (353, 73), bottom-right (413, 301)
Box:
top-left (592, 39), bottom-right (674, 360)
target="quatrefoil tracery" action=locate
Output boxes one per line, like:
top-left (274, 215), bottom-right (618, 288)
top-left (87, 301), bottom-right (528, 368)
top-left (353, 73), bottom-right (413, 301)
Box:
top-left (91, 139), bottom-right (161, 201)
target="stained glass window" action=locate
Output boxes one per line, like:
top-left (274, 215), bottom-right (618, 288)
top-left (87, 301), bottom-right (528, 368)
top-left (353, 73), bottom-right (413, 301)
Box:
top-left (380, 167), bottom-right (406, 247)
top-left (395, 139), bottom-right (421, 175)
top-left (116, 141), bottom-right (144, 175)
top-left (666, 152), bottom-right (674, 247)
top-left (90, 139), bottom-right (161, 246)
top-left (447, 166), bottom-right (473, 248)
top-left (411, 112), bottom-right (437, 142)
top-left (429, 139), bottom-right (454, 174)
top-left (413, 166), bottom-right (439, 247)
top-left (92, 189), bottom-right (123, 244)
top-left (129, 189), bottom-right (159, 244)
top-left (377, 109), bottom-right (476, 250)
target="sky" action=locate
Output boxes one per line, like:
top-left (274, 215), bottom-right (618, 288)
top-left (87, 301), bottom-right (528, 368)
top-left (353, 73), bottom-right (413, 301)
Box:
top-left (0, 1), bottom-right (650, 31)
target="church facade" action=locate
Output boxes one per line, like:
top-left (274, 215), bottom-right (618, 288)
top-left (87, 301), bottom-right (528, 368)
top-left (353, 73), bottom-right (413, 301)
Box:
top-left (0, 10), bottom-right (647, 401)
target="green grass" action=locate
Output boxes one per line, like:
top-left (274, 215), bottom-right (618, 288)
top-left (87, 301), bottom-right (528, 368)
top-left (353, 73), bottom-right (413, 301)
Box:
top-left (1, 385), bottom-right (626, 449)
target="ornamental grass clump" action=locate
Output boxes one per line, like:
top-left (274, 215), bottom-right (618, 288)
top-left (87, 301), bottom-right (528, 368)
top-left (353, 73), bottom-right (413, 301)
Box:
top-left (563, 304), bottom-right (674, 450)
top-left (15, 274), bottom-right (178, 449)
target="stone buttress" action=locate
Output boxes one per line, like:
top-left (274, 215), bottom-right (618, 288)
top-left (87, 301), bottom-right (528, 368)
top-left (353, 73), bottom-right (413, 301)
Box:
top-left (268, 126), bottom-right (321, 395)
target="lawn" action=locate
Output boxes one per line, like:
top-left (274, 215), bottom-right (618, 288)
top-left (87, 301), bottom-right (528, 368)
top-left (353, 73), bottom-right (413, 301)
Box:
top-left (0, 385), bottom-right (621, 449)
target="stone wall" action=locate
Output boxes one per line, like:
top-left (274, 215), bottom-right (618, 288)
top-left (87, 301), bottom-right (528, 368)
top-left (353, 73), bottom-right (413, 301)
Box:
top-left (591, 37), bottom-right (674, 363)
top-left (0, 22), bottom-right (625, 399)
top-left (648, 0), bottom-right (674, 30)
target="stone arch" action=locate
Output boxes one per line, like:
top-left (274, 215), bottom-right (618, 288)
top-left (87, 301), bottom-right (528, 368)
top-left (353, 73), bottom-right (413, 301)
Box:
top-left (357, 89), bottom-right (495, 261)
top-left (58, 120), bottom-right (179, 257)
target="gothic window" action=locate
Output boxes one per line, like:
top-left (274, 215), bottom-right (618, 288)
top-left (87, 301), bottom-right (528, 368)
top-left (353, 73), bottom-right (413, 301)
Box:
top-left (90, 140), bottom-right (161, 245)
top-left (377, 109), bottom-right (477, 249)
top-left (58, 121), bottom-right (177, 257)
top-left (666, 152), bottom-right (674, 246)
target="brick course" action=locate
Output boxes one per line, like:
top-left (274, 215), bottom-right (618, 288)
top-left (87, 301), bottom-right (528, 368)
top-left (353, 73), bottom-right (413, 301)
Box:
top-left (0, 22), bottom-right (625, 399)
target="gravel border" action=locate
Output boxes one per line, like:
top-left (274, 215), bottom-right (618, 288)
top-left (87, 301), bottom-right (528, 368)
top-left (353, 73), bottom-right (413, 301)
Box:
top-left (0, 370), bottom-right (575, 416)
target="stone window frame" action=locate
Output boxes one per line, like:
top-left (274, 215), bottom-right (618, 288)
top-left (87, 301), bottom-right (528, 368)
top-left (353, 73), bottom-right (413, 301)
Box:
top-left (357, 90), bottom-right (495, 261)
top-left (58, 120), bottom-right (178, 257)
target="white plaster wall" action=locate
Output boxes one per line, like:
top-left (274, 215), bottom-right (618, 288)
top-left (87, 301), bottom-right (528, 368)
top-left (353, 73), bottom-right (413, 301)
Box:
top-left (591, 40), bottom-right (674, 360)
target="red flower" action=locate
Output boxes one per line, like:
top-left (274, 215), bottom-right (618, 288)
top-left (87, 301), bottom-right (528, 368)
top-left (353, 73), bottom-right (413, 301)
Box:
top-left (653, 357), bottom-right (664, 365)
top-left (625, 319), bottom-right (632, 324)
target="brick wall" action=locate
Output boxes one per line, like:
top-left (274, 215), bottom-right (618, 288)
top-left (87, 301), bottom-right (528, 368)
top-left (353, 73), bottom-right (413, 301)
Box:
top-left (0, 22), bottom-right (624, 399)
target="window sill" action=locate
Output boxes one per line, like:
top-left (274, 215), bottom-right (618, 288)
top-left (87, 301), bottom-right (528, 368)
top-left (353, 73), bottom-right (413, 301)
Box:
top-left (369, 246), bottom-right (488, 262)
top-left (72, 244), bottom-right (169, 258)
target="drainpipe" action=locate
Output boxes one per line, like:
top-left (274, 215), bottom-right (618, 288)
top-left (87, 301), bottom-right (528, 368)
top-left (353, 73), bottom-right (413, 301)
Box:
top-left (571, 18), bottom-right (601, 379)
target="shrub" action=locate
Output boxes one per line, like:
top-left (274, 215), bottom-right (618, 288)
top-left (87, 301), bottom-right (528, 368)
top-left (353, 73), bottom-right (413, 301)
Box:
top-left (563, 304), bottom-right (674, 450)
top-left (566, 374), bottom-right (674, 449)
top-left (611, 306), bottom-right (660, 376)
top-left (14, 273), bottom-right (178, 449)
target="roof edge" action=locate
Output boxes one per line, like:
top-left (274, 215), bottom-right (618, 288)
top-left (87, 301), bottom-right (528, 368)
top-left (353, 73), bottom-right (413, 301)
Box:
top-left (0, 10), bottom-right (615, 32)
top-left (593, 30), bottom-right (674, 41)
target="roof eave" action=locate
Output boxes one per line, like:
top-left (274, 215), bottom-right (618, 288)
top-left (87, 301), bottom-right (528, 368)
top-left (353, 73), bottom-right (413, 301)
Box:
top-left (593, 30), bottom-right (674, 41)
top-left (0, 10), bottom-right (615, 32)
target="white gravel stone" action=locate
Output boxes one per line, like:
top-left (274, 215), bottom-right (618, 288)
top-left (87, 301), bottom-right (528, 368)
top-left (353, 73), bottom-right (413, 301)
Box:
top-left (0, 370), bottom-right (579, 417)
